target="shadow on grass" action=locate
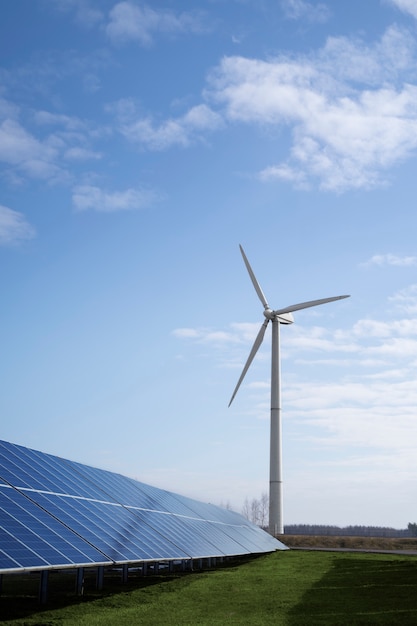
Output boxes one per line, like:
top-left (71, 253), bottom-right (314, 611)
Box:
top-left (288, 554), bottom-right (417, 625)
top-left (0, 569), bottom-right (192, 622)
top-left (0, 556), bottom-right (256, 623)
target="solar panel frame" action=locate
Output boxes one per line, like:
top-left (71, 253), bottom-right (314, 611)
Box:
top-left (0, 439), bottom-right (287, 574)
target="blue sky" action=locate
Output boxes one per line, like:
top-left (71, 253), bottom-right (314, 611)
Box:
top-left (1, 0), bottom-right (417, 529)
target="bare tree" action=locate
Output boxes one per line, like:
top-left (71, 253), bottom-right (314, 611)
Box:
top-left (259, 492), bottom-right (269, 528)
top-left (242, 497), bottom-right (251, 520)
top-left (242, 494), bottom-right (269, 526)
top-left (251, 498), bottom-right (260, 525)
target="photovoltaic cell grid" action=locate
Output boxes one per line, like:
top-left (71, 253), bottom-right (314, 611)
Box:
top-left (0, 440), bottom-right (286, 573)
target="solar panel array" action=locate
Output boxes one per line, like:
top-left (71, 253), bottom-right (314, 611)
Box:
top-left (0, 440), bottom-right (286, 573)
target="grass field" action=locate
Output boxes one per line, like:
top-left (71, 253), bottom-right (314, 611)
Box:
top-left (1, 550), bottom-right (417, 625)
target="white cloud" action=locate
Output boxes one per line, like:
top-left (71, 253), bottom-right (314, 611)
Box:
top-left (353, 319), bottom-right (398, 338)
top-left (386, 0), bottom-right (417, 20)
top-left (123, 117), bottom-right (188, 150)
top-left (0, 101), bottom-right (105, 182)
top-left (0, 117), bottom-right (70, 183)
top-left (0, 119), bottom-right (57, 168)
top-left (174, 283), bottom-right (417, 443)
top-left (389, 283), bottom-right (417, 314)
top-left (281, 0), bottom-right (330, 22)
top-left (317, 26), bottom-right (416, 84)
top-left (47, 0), bottom-right (104, 27)
top-left (64, 147), bottom-right (102, 160)
top-left (104, 24), bottom-right (417, 190)
top-left (259, 164), bottom-right (307, 187)
top-left (200, 25), bottom-right (417, 191)
top-left (285, 325), bottom-right (359, 354)
top-left (172, 328), bottom-right (201, 339)
top-left (172, 326), bottom-right (243, 345)
top-left (120, 104), bottom-right (223, 150)
top-left (33, 111), bottom-right (86, 131)
top-left (174, 319), bottom-right (359, 365)
top-left (106, 1), bottom-right (205, 45)
top-left (175, 284), bottom-right (417, 364)
top-left (0, 205), bottom-right (35, 245)
top-left (72, 184), bottom-right (159, 212)
top-left (285, 376), bottom-right (417, 450)
top-left (362, 253), bottom-right (417, 267)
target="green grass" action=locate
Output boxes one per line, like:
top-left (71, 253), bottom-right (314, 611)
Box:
top-left (1, 551), bottom-right (417, 625)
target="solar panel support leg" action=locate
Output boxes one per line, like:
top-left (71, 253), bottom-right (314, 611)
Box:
top-left (168, 561), bottom-right (174, 573)
top-left (96, 566), bottom-right (104, 590)
top-left (0, 574), bottom-right (2, 596)
top-left (122, 564), bottom-right (128, 583)
top-left (142, 562), bottom-right (148, 576)
top-left (75, 567), bottom-right (84, 596)
top-left (39, 570), bottom-right (48, 605)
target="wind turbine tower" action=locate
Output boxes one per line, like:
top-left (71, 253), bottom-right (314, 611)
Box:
top-left (229, 245), bottom-right (349, 536)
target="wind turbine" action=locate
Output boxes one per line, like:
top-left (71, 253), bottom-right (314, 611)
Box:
top-left (229, 245), bottom-right (349, 536)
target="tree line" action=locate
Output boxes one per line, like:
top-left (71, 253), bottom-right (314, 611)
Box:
top-left (239, 495), bottom-right (417, 537)
top-left (284, 524), bottom-right (413, 537)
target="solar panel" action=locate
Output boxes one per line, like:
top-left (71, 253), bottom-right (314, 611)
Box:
top-left (0, 439), bottom-right (286, 573)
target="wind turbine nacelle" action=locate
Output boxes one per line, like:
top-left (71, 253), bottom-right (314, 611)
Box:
top-left (278, 312), bottom-right (294, 325)
top-left (263, 308), bottom-right (294, 324)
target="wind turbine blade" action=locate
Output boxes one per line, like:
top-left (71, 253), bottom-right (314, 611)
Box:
top-left (228, 320), bottom-right (269, 407)
top-left (274, 294), bottom-right (350, 316)
top-left (239, 245), bottom-right (269, 309)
